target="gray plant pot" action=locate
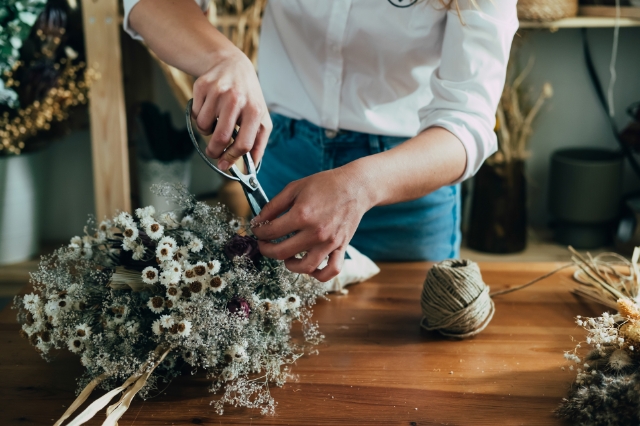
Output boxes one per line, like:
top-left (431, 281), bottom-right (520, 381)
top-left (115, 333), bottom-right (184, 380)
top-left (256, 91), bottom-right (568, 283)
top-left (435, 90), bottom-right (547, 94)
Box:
top-left (549, 148), bottom-right (623, 248)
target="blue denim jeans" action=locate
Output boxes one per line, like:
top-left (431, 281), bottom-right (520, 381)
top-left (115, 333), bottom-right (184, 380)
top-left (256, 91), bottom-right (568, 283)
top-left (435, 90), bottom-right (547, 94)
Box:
top-left (258, 113), bottom-right (461, 261)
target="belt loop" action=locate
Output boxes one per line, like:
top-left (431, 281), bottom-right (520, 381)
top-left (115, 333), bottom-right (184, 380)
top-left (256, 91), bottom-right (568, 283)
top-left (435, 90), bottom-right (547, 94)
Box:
top-left (368, 134), bottom-right (382, 155)
top-left (287, 116), bottom-right (296, 139)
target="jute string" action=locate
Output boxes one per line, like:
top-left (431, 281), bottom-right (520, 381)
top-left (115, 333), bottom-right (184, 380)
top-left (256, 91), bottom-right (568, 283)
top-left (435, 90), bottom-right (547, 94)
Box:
top-left (420, 259), bottom-right (572, 338)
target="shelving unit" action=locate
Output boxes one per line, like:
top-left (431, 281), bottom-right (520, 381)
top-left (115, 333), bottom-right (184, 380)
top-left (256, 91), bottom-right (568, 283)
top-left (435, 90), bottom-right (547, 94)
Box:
top-left (520, 16), bottom-right (640, 30)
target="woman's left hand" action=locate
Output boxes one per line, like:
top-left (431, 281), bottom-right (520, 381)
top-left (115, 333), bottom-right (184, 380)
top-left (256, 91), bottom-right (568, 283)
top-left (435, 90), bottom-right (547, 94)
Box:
top-left (251, 166), bottom-right (373, 282)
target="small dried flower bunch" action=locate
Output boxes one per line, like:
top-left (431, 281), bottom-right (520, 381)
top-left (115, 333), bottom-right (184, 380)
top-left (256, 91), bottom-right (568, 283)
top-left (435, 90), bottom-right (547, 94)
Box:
top-left (557, 298), bottom-right (640, 424)
top-left (1, 1), bottom-right (96, 156)
top-left (14, 184), bottom-right (325, 421)
top-left (491, 56), bottom-right (553, 165)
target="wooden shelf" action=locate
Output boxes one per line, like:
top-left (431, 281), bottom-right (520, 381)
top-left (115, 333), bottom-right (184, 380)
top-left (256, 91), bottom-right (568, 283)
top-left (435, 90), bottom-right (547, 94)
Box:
top-left (520, 16), bottom-right (640, 30)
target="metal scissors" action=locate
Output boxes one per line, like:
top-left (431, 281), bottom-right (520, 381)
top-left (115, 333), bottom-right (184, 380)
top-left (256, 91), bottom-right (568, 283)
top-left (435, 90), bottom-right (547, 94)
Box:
top-left (185, 98), bottom-right (269, 217)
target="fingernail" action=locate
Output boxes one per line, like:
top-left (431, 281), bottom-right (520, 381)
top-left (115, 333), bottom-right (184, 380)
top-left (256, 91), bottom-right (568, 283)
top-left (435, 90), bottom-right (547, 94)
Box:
top-left (218, 160), bottom-right (230, 171)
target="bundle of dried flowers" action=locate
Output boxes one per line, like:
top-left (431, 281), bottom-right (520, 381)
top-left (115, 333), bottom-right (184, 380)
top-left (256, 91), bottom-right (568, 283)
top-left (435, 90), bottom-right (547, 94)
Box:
top-left (558, 247), bottom-right (640, 424)
top-left (491, 56), bottom-right (553, 165)
top-left (13, 184), bottom-right (324, 424)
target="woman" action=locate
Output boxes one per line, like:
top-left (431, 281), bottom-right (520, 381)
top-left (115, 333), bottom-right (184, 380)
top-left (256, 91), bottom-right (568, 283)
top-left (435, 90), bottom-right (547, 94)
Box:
top-left (124, 0), bottom-right (518, 282)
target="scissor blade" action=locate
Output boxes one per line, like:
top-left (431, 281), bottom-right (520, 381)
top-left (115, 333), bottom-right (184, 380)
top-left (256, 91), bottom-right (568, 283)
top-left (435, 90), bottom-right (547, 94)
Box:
top-left (243, 184), bottom-right (269, 217)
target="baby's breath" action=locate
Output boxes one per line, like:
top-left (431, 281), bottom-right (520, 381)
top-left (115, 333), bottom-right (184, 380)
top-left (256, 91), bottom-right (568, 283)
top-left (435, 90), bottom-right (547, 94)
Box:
top-left (13, 183), bottom-right (324, 415)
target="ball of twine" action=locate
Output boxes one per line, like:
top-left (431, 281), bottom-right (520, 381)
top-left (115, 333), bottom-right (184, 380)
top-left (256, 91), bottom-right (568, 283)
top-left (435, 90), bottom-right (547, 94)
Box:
top-left (420, 259), bottom-right (495, 339)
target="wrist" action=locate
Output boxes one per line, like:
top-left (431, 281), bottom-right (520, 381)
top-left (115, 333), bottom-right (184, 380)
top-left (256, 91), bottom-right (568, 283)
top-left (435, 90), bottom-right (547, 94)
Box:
top-left (338, 158), bottom-right (382, 212)
top-left (201, 40), bottom-right (244, 75)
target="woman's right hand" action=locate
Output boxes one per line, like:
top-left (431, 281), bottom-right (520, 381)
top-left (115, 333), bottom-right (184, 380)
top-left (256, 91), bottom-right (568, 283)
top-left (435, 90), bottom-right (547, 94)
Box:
top-left (191, 48), bottom-right (272, 171)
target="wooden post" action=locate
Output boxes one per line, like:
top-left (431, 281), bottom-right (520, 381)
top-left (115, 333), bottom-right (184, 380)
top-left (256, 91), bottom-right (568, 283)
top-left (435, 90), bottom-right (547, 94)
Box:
top-left (81, 0), bottom-right (131, 219)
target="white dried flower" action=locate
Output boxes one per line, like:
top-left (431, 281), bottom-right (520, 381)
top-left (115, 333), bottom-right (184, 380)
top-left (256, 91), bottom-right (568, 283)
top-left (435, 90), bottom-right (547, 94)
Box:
top-left (159, 212), bottom-right (179, 229)
top-left (192, 261), bottom-right (208, 279)
top-left (121, 238), bottom-right (136, 252)
top-left (147, 296), bottom-right (165, 314)
top-left (207, 260), bottom-right (221, 274)
top-left (23, 293), bottom-right (40, 312)
top-left (156, 244), bottom-right (174, 262)
top-left (174, 246), bottom-right (190, 264)
top-left (141, 267), bottom-right (159, 284)
top-left (135, 205), bottom-right (156, 219)
top-left (188, 237), bottom-right (203, 253)
top-left (80, 244), bottom-right (93, 260)
top-left (159, 236), bottom-right (177, 248)
top-left (208, 275), bottom-right (227, 293)
top-left (283, 295), bottom-right (301, 311)
top-left (166, 286), bottom-right (182, 301)
top-left (152, 319), bottom-right (163, 336)
top-left (145, 222), bottom-right (164, 240)
top-left (139, 215), bottom-right (154, 227)
top-left (181, 215), bottom-right (194, 226)
top-left (229, 219), bottom-right (241, 231)
top-left (177, 320), bottom-right (192, 337)
top-left (115, 211), bottom-right (134, 228)
top-left (122, 226), bottom-right (139, 241)
top-left (226, 344), bottom-right (247, 363)
top-left (160, 268), bottom-right (181, 287)
top-left (67, 337), bottom-right (84, 353)
top-left (75, 324), bottom-right (91, 340)
top-left (45, 300), bottom-right (60, 316)
top-left (159, 315), bottom-right (174, 329)
top-left (132, 245), bottom-right (146, 260)
top-left (608, 349), bottom-right (633, 370)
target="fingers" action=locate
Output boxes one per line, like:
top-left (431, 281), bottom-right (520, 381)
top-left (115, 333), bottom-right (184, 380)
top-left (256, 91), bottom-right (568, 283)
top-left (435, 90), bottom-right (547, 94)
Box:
top-left (250, 116), bottom-right (272, 166)
top-left (284, 247), bottom-right (332, 276)
top-left (311, 247), bottom-right (346, 282)
top-left (257, 232), bottom-right (310, 261)
top-left (206, 106), bottom-right (240, 159)
top-left (253, 182), bottom-right (298, 224)
top-left (217, 104), bottom-right (262, 170)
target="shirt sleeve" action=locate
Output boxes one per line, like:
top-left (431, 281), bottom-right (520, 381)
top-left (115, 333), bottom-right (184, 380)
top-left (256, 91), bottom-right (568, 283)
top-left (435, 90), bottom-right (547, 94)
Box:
top-left (122, 0), bottom-right (211, 41)
top-left (123, 0), bottom-right (144, 40)
top-left (418, 0), bottom-right (519, 183)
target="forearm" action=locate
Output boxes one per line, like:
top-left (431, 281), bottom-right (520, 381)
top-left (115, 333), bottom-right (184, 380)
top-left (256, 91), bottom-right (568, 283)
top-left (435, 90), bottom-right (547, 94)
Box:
top-left (128, 0), bottom-right (238, 76)
top-left (344, 127), bottom-right (467, 208)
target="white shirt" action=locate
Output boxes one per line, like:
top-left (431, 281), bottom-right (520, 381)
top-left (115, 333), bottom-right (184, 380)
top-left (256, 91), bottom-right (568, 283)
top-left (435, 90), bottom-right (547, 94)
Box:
top-left (123, 0), bottom-right (519, 182)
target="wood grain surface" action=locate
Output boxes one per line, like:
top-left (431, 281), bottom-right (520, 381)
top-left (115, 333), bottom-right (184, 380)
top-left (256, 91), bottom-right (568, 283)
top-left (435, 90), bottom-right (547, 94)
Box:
top-left (81, 0), bottom-right (131, 220)
top-left (0, 262), bottom-right (603, 425)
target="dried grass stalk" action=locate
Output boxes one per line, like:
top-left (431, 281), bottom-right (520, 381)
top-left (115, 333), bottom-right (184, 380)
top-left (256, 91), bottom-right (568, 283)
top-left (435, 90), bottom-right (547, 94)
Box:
top-left (570, 246), bottom-right (640, 310)
top-left (492, 56), bottom-right (553, 165)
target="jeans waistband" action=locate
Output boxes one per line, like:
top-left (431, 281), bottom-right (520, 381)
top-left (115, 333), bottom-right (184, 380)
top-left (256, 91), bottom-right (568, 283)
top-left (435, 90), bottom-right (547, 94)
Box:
top-left (270, 112), bottom-right (408, 154)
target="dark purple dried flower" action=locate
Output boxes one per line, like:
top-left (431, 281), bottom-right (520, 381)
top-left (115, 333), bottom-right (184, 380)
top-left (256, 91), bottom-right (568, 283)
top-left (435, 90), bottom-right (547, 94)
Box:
top-left (223, 235), bottom-right (261, 264)
top-left (227, 297), bottom-right (250, 319)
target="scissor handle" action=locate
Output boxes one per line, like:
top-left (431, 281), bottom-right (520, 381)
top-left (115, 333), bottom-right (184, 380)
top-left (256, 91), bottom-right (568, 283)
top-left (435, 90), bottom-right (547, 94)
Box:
top-left (185, 99), bottom-right (241, 182)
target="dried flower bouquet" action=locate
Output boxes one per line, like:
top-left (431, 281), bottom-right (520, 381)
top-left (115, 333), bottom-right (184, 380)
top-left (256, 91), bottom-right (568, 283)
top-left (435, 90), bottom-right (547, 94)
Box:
top-left (14, 184), bottom-right (325, 424)
top-left (558, 247), bottom-right (640, 424)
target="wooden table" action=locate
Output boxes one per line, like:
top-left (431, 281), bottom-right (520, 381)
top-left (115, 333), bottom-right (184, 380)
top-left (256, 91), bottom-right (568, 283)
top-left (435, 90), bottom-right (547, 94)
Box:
top-left (0, 262), bottom-right (603, 425)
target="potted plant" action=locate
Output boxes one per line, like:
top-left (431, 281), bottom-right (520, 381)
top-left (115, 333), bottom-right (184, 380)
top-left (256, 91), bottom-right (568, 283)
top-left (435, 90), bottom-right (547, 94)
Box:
top-left (467, 57), bottom-right (553, 253)
top-left (0, 0), bottom-right (93, 264)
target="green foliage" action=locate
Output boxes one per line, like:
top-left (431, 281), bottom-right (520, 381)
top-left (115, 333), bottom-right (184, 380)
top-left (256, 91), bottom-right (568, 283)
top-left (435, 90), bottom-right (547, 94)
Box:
top-left (0, 0), bottom-right (47, 105)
